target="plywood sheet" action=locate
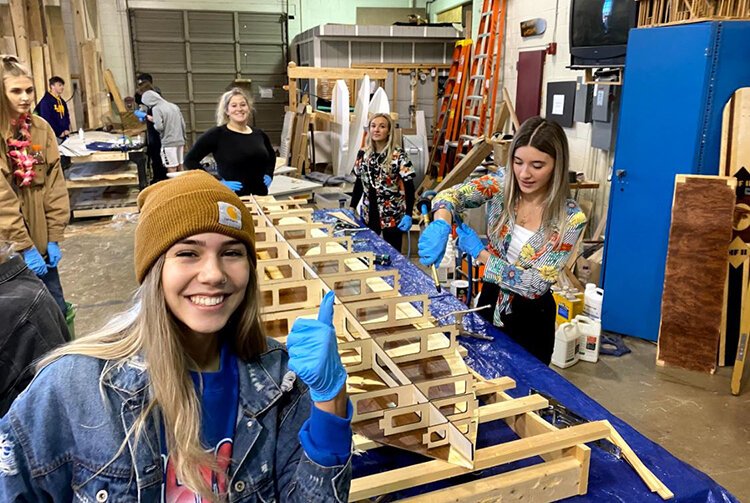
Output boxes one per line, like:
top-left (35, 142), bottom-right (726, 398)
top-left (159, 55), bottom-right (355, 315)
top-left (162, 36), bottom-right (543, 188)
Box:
top-left (657, 176), bottom-right (737, 372)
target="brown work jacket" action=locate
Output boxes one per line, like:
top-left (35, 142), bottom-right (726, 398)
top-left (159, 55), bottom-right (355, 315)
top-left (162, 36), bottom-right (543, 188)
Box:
top-left (0, 115), bottom-right (70, 257)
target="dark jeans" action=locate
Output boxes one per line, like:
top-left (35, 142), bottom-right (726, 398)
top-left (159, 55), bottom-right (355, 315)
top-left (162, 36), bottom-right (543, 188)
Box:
top-left (147, 121), bottom-right (166, 183)
top-left (40, 266), bottom-right (67, 316)
top-left (375, 227), bottom-right (403, 252)
top-left (477, 282), bottom-right (556, 364)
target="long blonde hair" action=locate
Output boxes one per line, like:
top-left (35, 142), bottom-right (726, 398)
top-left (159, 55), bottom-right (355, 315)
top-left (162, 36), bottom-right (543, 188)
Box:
top-left (39, 253), bottom-right (267, 501)
top-left (364, 113), bottom-right (397, 161)
top-left (493, 116), bottom-right (571, 238)
top-left (216, 87), bottom-right (254, 127)
top-left (0, 55), bottom-right (34, 139)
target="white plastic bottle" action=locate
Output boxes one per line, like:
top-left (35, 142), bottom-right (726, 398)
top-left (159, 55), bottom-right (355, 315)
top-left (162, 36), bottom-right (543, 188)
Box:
top-left (551, 321), bottom-right (580, 369)
top-left (575, 314), bottom-right (602, 363)
top-left (437, 237), bottom-right (455, 287)
top-left (583, 283), bottom-right (604, 321)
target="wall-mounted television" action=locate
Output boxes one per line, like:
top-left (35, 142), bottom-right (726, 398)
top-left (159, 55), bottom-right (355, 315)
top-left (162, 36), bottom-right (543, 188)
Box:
top-left (569, 0), bottom-right (639, 68)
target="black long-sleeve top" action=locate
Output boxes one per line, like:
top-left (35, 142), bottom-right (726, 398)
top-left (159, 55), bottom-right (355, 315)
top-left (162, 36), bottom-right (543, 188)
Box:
top-left (184, 125), bottom-right (275, 196)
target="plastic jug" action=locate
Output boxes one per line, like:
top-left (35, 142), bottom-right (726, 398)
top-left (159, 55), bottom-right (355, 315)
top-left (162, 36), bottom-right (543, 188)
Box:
top-left (583, 283), bottom-right (604, 321)
top-left (551, 321), bottom-right (580, 369)
top-left (437, 237), bottom-right (456, 287)
top-left (575, 314), bottom-right (601, 363)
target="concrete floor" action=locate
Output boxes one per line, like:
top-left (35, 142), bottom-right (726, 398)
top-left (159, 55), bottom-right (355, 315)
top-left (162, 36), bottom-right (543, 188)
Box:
top-left (58, 217), bottom-right (750, 500)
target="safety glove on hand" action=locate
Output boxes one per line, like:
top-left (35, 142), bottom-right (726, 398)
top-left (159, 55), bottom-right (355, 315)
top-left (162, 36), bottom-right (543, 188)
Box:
top-left (456, 223), bottom-right (484, 259)
top-left (23, 247), bottom-right (48, 276)
top-left (133, 110), bottom-right (147, 122)
top-left (220, 179), bottom-right (243, 193)
top-left (287, 291), bottom-right (347, 402)
top-left (397, 215), bottom-right (412, 232)
top-left (263, 175), bottom-right (273, 188)
top-left (47, 242), bottom-right (62, 268)
top-left (418, 219), bottom-right (451, 267)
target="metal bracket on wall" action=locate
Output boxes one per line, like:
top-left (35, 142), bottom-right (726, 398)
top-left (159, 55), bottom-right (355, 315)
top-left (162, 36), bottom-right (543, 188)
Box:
top-left (584, 67), bottom-right (623, 86)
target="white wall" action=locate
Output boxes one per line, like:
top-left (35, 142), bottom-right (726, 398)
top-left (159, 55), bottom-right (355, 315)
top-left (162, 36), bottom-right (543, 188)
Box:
top-left (502, 0), bottom-right (611, 232)
top-left (426, 0), bottom-right (610, 230)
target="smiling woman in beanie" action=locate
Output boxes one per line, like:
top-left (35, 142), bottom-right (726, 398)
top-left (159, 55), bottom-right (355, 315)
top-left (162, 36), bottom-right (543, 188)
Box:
top-left (0, 171), bottom-right (352, 502)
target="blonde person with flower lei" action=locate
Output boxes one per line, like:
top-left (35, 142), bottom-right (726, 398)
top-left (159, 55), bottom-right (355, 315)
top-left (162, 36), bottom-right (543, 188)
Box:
top-left (418, 116), bottom-right (586, 364)
top-left (0, 55), bottom-right (70, 315)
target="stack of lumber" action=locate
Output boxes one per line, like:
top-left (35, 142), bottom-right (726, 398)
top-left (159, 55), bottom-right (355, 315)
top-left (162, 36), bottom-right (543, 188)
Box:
top-left (638, 0), bottom-right (750, 27)
top-left (0, 0), bottom-right (77, 129)
top-left (70, 0), bottom-right (108, 129)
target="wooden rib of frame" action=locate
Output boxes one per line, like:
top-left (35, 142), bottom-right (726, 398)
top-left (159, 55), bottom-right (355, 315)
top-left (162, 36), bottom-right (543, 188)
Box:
top-left (246, 196), bottom-right (673, 501)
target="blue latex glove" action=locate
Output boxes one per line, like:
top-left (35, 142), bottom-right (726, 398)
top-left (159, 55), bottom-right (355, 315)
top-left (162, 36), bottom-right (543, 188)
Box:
top-left (397, 215), bottom-right (412, 232)
top-left (47, 242), bottom-right (62, 267)
top-left (456, 223), bottom-right (485, 259)
top-left (22, 247), bottom-right (48, 276)
top-left (264, 175), bottom-right (273, 188)
top-left (418, 219), bottom-right (451, 267)
top-left (220, 179), bottom-right (243, 192)
top-left (287, 291), bottom-right (346, 402)
top-left (133, 109), bottom-right (147, 122)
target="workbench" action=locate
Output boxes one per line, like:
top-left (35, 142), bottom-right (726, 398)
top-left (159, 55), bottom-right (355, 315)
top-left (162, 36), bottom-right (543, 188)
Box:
top-left (312, 209), bottom-right (738, 502)
top-left (61, 134), bottom-right (147, 219)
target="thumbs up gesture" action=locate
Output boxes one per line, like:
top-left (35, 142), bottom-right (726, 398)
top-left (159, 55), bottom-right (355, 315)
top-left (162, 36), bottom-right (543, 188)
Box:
top-left (286, 291), bottom-right (347, 402)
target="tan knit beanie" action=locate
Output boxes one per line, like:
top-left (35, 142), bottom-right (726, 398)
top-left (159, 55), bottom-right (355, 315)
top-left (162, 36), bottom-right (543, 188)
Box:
top-left (134, 171), bottom-right (256, 283)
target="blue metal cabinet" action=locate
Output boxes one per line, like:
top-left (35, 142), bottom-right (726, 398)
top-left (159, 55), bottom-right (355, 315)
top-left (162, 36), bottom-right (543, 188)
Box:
top-left (601, 22), bottom-right (750, 341)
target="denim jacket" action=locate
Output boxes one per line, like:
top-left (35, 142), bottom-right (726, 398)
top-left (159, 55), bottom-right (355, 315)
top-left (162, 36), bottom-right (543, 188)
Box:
top-left (0, 255), bottom-right (69, 416)
top-left (0, 338), bottom-right (352, 502)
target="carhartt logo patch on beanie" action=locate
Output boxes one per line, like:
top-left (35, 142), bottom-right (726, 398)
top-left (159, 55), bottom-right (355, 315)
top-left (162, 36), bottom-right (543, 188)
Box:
top-left (134, 171), bottom-right (256, 283)
top-left (218, 201), bottom-right (242, 229)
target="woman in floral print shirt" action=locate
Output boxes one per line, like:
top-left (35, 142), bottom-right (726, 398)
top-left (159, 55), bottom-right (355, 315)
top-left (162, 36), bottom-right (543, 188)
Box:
top-left (418, 116), bottom-right (586, 364)
top-left (350, 113), bottom-right (416, 251)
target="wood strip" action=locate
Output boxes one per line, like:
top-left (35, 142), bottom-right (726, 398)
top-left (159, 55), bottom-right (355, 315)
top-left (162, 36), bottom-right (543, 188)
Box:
top-left (45, 6), bottom-right (75, 129)
top-left (30, 44), bottom-right (45, 101)
top-left (397, 457), bottom-right (583, 503)
top-left (288, 64), bottom-right (388, 81)
top-left (8, 0), bottom-right (29, 64)
top-left (731, 277), bottom-right (750, 395)
top-left (349, 421), bottom-right (610, 500)
top-left (103, 69), bottom-right (127, 114)
top-left (603, 420), bottom-right (674, 499)
top-left (24, 0), bottom-right (44, 44)
top-left (477, 394), bottom-right (549, 422)
top-left (657, 176), bottom-right (737, 372)
top-left (418, 138), bottom-right (493, 195)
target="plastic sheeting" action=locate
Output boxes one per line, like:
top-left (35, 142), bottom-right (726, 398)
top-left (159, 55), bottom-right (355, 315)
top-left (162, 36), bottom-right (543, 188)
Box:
top-left (314, 208), bottom-right (739, 502)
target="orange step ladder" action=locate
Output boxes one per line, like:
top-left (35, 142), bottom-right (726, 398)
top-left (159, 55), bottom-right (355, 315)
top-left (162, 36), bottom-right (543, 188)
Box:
top-left (428, 40), bottom-right (472, 182)
top-left (454, 0), bottom-right (508, 163)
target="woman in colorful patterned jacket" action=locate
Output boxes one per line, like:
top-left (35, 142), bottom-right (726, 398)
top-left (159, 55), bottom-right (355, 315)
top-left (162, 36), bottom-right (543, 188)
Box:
top-left (418, 116), bottom-right (586, 364)
top-left (350, 113), bottom-right (416, 251)
top-left (0, 55), bottom-right (70, 316)
top-left (0, 171), bottom-right (352, 502)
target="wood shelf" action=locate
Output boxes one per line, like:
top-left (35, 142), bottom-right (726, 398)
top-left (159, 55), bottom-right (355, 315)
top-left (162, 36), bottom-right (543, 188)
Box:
top-left (65, 177), bottom-right (138, 189)
top-left (65, 147), bottom-right (147, 219)
top-left (69, 151), bottom-right (130, 163)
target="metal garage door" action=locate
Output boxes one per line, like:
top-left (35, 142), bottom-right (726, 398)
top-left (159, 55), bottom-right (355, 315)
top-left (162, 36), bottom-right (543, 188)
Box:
top-left (130, 9), bottom-right (287, 146)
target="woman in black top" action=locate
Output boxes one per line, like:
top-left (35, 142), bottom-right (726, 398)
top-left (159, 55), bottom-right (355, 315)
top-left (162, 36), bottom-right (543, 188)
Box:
top-left (184, 87), bottom-right (275, 196)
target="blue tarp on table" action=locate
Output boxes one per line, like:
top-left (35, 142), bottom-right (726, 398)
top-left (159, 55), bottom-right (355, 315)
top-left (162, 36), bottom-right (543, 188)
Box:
top-left (314, 209), bottom-right (738, 502)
